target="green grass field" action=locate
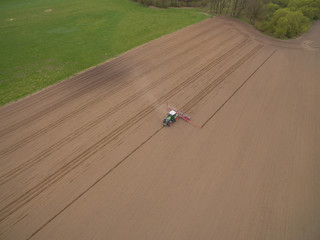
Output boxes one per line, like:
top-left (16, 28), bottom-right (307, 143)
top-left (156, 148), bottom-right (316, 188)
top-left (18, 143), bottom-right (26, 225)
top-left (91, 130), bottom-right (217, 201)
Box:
top-left (0, 0), bottom-right (207, 106)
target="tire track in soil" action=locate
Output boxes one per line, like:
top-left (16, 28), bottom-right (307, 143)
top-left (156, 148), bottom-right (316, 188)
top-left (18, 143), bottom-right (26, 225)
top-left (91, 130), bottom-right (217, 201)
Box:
top-left (182, 44), bottom-right (264, 113)
top-left (200, 49), bottom-right (276, 128)
top-left (0, 26), bottom-right (230, 159)
top-left (25, 127), bottom-right (164, 240)
top-left (0, 33), bottom-right (245, 186)
top-left (0, 38), bottom-right (252, 223)
top-left (0, 21), bottom-right (217, 121)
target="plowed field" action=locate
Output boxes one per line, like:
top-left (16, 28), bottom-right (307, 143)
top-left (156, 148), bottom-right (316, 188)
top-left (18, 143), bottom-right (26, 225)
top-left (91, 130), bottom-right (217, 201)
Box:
top-left (0, 17), bottom-right (319, 240)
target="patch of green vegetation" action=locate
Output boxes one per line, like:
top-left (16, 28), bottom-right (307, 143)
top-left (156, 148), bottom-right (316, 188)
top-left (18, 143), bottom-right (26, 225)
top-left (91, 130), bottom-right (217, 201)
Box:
top-left (245, 0), bottom-right (320, 39)
top-left (254, 0), bottom-right (318, 39)
top-left (0, 0), bottom-right (207, 106)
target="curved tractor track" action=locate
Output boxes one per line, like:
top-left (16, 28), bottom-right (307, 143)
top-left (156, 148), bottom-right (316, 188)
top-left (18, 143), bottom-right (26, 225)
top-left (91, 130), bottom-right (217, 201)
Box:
top-left (0, 17), bottom-right (319, 240)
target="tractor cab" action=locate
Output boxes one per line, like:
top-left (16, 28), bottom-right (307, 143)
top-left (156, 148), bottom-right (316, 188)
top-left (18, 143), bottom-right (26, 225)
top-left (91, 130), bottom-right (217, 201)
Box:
top-left (169, 110), bottom-right (177, 118)
top-left (162, 110), bottom-right (178, 127)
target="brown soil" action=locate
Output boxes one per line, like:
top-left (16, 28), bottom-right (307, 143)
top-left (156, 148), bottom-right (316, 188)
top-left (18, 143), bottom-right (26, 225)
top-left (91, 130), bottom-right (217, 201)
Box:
top-left (0, 17), bottom-right (319, 240)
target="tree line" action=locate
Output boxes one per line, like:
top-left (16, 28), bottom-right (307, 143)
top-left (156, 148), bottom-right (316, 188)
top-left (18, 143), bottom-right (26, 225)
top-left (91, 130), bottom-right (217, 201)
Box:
top-left (133, 0), bottom-right (320, 38)
top-left (134, 0), bottom-right (208, 8)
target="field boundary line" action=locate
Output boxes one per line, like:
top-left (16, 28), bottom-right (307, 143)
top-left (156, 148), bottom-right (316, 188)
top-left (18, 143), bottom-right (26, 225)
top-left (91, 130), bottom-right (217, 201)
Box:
top-left (0, 38), bottom-right (250, 223)
top-left (0, 32), bottom-right (242, 185)
top-left (0, 26), bottom-right (230, 158)
top-left (0, 20), bottom-right (215, 119)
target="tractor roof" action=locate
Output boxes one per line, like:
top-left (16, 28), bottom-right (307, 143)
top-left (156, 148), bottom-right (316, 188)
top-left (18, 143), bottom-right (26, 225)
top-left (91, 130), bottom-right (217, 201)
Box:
top-left (169, 110), bottom-right (176, 115)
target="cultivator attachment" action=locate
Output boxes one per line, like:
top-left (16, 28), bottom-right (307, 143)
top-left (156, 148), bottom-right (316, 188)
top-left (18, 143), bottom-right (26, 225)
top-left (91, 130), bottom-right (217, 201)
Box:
top-left (162, 103), bottom-right (200, 128)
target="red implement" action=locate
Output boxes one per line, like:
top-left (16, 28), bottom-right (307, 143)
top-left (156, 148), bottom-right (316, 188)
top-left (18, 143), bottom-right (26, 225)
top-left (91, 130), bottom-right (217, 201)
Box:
top-left (166, 103), bottom-right (200, 128)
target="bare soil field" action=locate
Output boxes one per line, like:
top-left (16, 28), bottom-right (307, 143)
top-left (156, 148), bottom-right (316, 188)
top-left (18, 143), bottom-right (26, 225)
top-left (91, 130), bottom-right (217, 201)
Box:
top-left (0, 17), bottom-right (319, 240)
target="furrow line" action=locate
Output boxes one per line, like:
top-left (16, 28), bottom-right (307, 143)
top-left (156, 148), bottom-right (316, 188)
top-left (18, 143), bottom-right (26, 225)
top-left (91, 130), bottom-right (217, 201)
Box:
top-left (25, 127), bottom-right (163, 240)
top-left (201, 49), bottom-right (276, 128)
top-left (182, 44), bottom-right (264, 112)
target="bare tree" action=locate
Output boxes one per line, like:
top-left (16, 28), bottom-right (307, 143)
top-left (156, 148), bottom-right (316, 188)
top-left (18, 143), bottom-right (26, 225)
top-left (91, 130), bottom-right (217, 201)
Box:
top-left (236, 0), bottom-right (246, 16)
top-left (245, 0), bottom-right (264, 23)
